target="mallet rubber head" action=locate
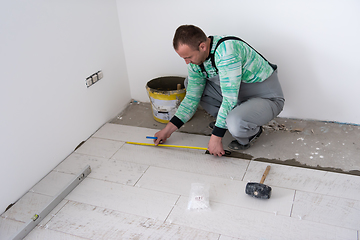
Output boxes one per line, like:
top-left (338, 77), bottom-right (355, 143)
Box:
top-left (245, 182), bottom-right (272, 199)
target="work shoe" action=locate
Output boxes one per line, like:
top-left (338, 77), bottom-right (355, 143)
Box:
top-left (208, 121), bottom-right (216, 130)
top-left (228, 127), bottom-right (263, 151)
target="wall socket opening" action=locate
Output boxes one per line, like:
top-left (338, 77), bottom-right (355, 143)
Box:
top-left (86, 70), bottom-right (103, 88)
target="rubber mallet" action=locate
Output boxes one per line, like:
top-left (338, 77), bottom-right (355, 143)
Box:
top-left (245, 165), bottom-right (272, 199)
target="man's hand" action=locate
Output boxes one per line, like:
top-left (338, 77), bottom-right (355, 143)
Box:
top-left (207, 134), bottom-right (225, 157)
top-left (153, 122), bottom-right (178, 145)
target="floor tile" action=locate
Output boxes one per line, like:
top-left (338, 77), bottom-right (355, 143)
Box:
top-left (93, 123), bottom-right (159, 142)
top-left (55, 153), bottom-right (105, 175)
top-left (1, 206), bottom-right (87, 240)
top-left (0, 217), bottom-right (24, 240)
top-left (55, 152), bottom-right (149, 185)
top-left (112, 143), bottom-right (249, 180)
top-left (1, 192), bottom-right (67, 225)
top-left (25, 226), bottom-right (89, 240)
top-left (65, 178), bottom-right (179, 221)
top-left (31, 171), bottom-right (75, 196)
top-left (75, 137), bottom-right (124, 158)
top-left (46, 201), bottom-right (220, 240)
top-left (291, 191), bottom-right (360, 230)
top-left (167, 196), bottom-right (357, 240)
top-left (2, 192), bottom-right (52, 222)
top-left (244, 161), bottom-right (360, 200)
top-left (136, 166), bottom-right (294, 216)
top-left (93, 123), bottom-right (210, 149)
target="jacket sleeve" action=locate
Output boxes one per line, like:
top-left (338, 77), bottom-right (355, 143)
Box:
top-left (171, 64), bottom-right (207, 127)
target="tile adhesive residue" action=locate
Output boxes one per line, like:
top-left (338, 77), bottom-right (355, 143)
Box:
top-left (228, 120), bottom-right (360, 177)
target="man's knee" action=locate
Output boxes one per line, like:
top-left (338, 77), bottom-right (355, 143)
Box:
top-left (226, 112), bottom-right (258, 137)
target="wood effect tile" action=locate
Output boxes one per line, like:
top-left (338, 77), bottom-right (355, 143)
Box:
top-left (93, 123), bottom-right (159, 142)
top-left (167, 196), bottom-right (357, 240)
top-left (0, 217), bottom-right (24, 240)
top-left (24, 226), bottom-right (89, 240)
top-left (1, 192), bottom-right (67, 225)
top-left (55, 152), bottom-right (105, 175)
top-left (31, 171), bottom-right (75, 196)
top-left (46, 201), bottom-right (220, 240)
top-left (75, 137), bottom-right (124, 158)
top-left (55, 153), bottom-right (148, 186)
top-left (244, 161), bottom-right (360, 200)
top-left (136, 166), bottom-right (294, 216)
top-left (64, 178), bottom-right (179, 221)
top-left (92, 123), bottom-right (210, 149)
top-left (0, 217), bottom-right (79, 240)
top-left (112, 144), bottom-right (249, 180)
top-left (291, 191), bottom-right (360, 230)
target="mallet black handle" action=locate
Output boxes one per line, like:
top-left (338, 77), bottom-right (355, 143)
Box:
top-left (260, 166), bottom-right (271, 184)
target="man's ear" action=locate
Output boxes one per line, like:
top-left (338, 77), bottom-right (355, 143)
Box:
top-left (199, 42), bottom-right (206, 51)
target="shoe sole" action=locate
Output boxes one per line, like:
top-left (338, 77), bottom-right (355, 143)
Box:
top-left (228, 127), bottom-right (263, 151)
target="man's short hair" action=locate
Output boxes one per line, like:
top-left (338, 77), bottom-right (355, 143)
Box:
top-left (173, 25), bottom-right (208, 51)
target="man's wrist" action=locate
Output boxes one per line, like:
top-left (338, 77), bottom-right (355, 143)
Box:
top-left (212, 126), bottom-right (226, 137)
top-left (169, 116), bottom-right (184, 129)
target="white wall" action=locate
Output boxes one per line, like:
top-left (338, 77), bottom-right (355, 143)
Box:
top-left (0, 1), bottom-right (130, 213)
top-left (117, 0), bottom-right (360, 125)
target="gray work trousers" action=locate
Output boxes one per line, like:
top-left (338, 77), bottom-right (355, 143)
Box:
top-left (185, 70), bottom-right (285, 145)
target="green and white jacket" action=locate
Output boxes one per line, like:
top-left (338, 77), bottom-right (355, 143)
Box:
top-left (170, 35), bottom-right (274, 137)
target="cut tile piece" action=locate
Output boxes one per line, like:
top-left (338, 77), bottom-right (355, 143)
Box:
top-left (2, 192), bottom-right (67, 225)
top-left (75, 137), bottom-right (124, 158)
top-left (65, 178), bottom-right (179, 221)
top-left (112, 144), bottom-right (249, 180)
top-left (46, 201), bottom-right (220, 240)
top-left (0, 217), bottom-right (24, 240)
top-left (136, 166), bottom-right (294, 216)
top-left (55, 153), bottom-right (148, 185)
top-left (2, 192), bottom-right (52, 222)
top-left (167, 196), bottom-right (357, 240)
top-left (244, 161), bottom-right (360, 200)
top-left (291, 191), bottom-right (360, 230)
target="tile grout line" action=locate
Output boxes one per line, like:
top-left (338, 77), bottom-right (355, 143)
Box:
top-left (241, 159), bottom-right (252, 181)
top-left (163, 195), bottom-right (181, 224)
top-left (108, 141), bottom-right (126, 159)
top-left (132, 165), bottom-right (151, 187)
top-left (289, 190), bottom-right (297, 217)
top-left (42, 225), bottom-right (93, 240)
top-left (38, 199), bottom-right (70, 228)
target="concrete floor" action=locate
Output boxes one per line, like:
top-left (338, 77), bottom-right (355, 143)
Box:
top-left (111, 100), bottom-right (360, 175)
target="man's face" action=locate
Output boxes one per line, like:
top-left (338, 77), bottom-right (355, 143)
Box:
top-left (176, 43), bottom-right (208, 65)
